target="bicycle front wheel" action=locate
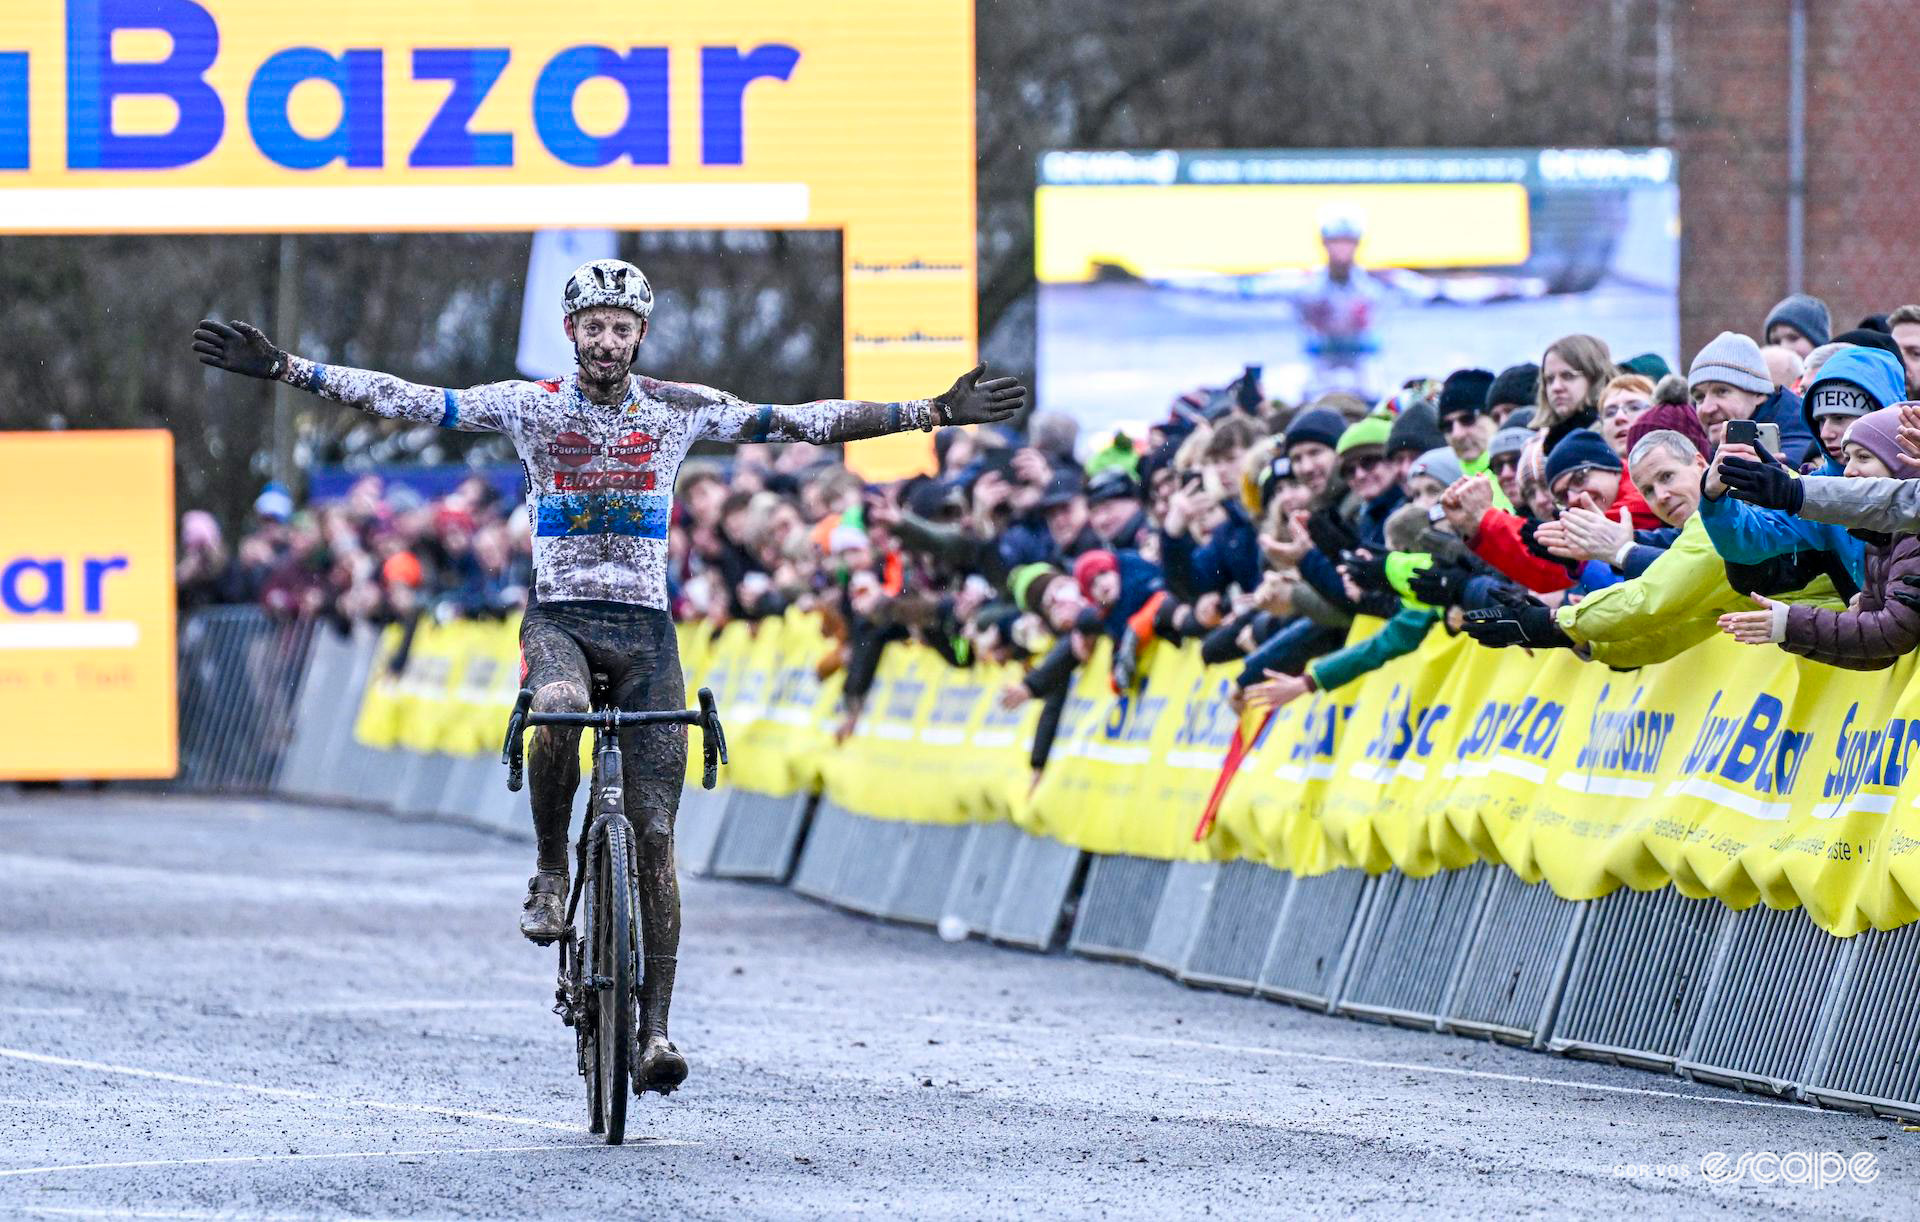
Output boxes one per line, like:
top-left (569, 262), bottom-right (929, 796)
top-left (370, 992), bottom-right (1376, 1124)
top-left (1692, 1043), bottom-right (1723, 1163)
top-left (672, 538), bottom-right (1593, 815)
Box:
top-left (589, 816), bottom-right (639, 1145)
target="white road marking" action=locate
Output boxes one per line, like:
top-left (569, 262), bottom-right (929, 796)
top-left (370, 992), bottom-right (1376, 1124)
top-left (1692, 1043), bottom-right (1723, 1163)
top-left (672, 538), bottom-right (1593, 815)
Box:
top-left (0, 1046), bottom-right (582, 1133)
top-left (0, 1141), bottom-right (686, 1181)
top-left (237, 1000), bottom-right (532, 1016)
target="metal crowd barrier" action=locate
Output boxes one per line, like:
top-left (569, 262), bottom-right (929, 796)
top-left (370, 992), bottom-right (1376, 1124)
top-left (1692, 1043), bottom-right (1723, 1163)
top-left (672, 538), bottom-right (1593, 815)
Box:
top-left (163, 604), bottom-right (1920, 1123)
top-left (174, 607), bottom-right (320, 792)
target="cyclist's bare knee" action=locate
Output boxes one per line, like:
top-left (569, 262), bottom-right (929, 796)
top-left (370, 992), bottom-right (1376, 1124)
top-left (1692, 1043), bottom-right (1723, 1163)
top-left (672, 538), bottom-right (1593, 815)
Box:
top-left (532, 680), bottom-right (589, 715)
top-left (636, 808), bottom-right (674, 858)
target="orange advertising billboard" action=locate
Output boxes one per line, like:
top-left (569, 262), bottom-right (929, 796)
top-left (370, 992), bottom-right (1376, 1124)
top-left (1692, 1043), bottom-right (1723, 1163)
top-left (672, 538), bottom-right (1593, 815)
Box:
top-left (0, 431), bottom-right (177, 779)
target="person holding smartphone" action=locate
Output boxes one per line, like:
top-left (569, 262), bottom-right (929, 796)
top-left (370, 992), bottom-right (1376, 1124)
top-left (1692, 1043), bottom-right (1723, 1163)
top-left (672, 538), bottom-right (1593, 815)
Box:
top-left (1697, 346), bottom-right (1909, 601)
top-left (1687, 331), bottom-right (1816, 465)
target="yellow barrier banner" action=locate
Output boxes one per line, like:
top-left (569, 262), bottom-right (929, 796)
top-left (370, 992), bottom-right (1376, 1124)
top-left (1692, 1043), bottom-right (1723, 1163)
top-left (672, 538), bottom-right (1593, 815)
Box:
top-left (822, 640), bottom-right (1034, 823)
top-left (1218, 622), bottom-right (1920, 936)
top-left (342, 605), bottom-right (1920, 937)
top-left (1025, 639), bottom-right (1234, 860)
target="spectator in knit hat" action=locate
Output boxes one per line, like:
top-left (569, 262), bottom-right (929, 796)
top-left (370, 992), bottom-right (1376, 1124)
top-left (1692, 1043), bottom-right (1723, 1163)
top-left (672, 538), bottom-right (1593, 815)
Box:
top-left (1485, 362), bottom-right (1539, 428)
top-left (1072, 547), bottom-right (1164, 638)
top-left (1798, 346), bottom-right (1908, 461)
top-left (1487, 424), bottom-right (1532, 506)
top-left (1281, 407), bottom-right (1345, 500)
top-left (1762, 292), bottom-right (1831, 357)
top-left (1436, 368), bottom-right (1498, 475)
top-left (1386, 401), bottom-right (1444, 468)
top-left (1688, 330), bottom-right (1815, 466)
top-left (1404, 446), bottom-right (1463, 509)
top-left (1085, 469), bottom-right (1149, 551)
top-left (1719, 405), bottom-right (1920, 669)
top-left (1335, 415), bottom-right (1405, 549)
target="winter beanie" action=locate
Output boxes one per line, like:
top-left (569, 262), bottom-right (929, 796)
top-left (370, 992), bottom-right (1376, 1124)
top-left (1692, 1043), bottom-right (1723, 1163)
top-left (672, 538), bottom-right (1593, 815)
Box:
top-left (1763, 293), bottom-right (1832, 348)
top-left (1407, 446), bottom-right (1464, 488)
top-left (1282, 407), bottom-right (1346, 455)
top-left (1485, 363), bottom-right (1540, 413)
top-left (1543, 429), bottom-right (1622, 489)
top-left (1626, 403), bottom-right (1711, 459)
top-left (1840, 406), bottom-right (1920, 478)
top-left (1386, 402), bottom-right (1445, 458)
top-left (1437, 368), bottom-right (1496, 420)
top-left (1335, 415), bottom-right (1393, 456)
top-left (1687, 332), bottom-right (1773, 396)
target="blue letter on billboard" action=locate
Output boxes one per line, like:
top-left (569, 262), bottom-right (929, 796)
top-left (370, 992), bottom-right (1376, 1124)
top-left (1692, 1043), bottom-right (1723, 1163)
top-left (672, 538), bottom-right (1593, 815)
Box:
top-left (410, 49), bottom-right (513, 167)
top-left (1, 558), bottom-right (63, 614)
top-left (66, 0), bottom-right (224, 169)
top-left (532, 46), bottom-right (668, 167)
top-left (0, 53), bottom-right (26, 169)
top-left (247, 48), bottom-right (384, 169)
top-left (699, 45), bottom-right (798, 165)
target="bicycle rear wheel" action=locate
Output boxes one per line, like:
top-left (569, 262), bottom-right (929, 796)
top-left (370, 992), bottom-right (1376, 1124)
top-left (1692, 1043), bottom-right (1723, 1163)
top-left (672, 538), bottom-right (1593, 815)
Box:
top-left (588, 816), bottom-right (639, 1145)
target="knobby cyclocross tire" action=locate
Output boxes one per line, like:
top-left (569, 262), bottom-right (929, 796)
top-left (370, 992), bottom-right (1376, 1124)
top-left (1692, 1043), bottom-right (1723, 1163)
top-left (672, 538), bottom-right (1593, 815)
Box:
top-left (591, 815), bottom-right (639, 1145)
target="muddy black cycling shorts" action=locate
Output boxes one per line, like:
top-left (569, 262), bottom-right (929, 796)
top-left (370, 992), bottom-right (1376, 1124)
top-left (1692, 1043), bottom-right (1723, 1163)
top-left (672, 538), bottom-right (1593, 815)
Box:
top-left (519, 599), bottom-right (686, 815)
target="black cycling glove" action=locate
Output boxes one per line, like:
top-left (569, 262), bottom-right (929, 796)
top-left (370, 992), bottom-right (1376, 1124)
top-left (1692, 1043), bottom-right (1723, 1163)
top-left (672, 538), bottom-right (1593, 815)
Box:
top-left (1408, 560), bottom-right (1473, 608)
top-left (1719, 455), bottom-right (1804, 514)
top-left (1340, 550), bottom-right (1393, 594)
top-left (1462, 604), bottom-right (1572, 649)
top-left (192, 319), bottom-right (287, 380)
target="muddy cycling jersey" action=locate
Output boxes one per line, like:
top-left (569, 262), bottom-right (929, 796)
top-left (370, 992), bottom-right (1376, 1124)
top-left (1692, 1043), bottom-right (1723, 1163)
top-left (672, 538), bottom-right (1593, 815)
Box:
top-left (278, 355), bottom-right (936, 610)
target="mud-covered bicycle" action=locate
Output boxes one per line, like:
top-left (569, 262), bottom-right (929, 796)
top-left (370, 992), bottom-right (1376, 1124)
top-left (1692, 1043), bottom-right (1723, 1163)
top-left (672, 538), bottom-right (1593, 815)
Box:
top-left (501, 680), bottom-right (727, 1145)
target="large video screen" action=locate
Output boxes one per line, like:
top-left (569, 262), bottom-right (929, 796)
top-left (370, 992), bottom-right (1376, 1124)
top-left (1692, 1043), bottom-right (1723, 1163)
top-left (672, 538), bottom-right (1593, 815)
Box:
top-left (1036, 148), bottom-right (1680, 432)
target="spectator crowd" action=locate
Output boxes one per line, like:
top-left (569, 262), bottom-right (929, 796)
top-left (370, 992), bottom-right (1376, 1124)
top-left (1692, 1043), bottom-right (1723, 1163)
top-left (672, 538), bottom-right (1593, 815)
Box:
top-left (182, 294), bottom-right (1920, 771)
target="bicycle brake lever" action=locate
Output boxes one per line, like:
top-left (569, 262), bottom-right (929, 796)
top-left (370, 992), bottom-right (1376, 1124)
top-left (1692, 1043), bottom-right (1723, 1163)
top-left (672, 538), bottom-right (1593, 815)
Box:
top-left (698, 687), bottom-right (727, 789)
top-left (504, 688), bottom-right (533, 792)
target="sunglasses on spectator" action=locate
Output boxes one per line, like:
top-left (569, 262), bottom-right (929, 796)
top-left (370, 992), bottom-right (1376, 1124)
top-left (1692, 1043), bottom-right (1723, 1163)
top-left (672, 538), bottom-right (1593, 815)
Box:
top-left (1490, 453), bottom-right (1522, 474)
top-left (1439, 409), bottom-right (1479, 429)
top-left (1339, 453), bottom-right (1386, 480)
top-left (1601, 399), bottom-right (1651, 420)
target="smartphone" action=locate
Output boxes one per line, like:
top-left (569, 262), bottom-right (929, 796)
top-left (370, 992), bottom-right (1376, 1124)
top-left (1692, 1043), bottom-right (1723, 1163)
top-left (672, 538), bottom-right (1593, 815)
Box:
top-left (1724, 419), bottom-right (1781, 453)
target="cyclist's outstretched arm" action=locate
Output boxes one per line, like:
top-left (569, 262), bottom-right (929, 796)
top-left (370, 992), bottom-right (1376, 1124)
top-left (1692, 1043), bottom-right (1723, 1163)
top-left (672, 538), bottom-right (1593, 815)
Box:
top-left (191, 318), bottom-right (519, 432)
top-left (679, 363), bottom-right (1027, 445)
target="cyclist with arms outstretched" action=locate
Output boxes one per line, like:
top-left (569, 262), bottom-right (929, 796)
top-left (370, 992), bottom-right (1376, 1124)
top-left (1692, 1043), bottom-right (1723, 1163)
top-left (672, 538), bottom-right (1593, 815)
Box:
top-left (192, 260), bottom-right (1027, 1094)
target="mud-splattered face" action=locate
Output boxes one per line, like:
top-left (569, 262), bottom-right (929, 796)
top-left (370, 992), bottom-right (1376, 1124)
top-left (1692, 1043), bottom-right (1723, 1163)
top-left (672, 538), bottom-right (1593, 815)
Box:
top-left (565, 306), bottom-right (646, 391)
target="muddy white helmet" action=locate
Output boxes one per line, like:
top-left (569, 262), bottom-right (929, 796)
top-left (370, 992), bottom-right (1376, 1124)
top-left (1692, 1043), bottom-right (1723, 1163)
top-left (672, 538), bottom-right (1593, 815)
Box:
top-left (562, 259), bottom-right (654, 321)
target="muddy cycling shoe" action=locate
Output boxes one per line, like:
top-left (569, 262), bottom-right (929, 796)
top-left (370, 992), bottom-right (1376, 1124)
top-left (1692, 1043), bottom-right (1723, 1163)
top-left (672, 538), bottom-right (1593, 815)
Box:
top-left (634, 1035), bottom-right (688, 1096)
top-left (518, 870), bottom-right (568, 944)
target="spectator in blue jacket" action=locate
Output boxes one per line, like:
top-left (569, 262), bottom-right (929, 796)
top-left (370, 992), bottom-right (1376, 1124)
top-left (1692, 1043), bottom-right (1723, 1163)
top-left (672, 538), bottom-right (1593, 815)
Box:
top-left (1698, 345), bottom-right (1908, 596)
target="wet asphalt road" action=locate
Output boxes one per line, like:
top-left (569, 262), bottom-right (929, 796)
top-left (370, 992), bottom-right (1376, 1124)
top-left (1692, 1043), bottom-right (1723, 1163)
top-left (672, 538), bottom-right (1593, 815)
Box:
top-left (0, 792), bottom-right (1912, 1220)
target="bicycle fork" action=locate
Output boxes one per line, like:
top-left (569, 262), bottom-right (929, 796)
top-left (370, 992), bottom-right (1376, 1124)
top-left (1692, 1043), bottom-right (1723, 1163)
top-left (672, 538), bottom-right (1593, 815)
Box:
top-left (556, 728), bottom-right (631, 1030)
